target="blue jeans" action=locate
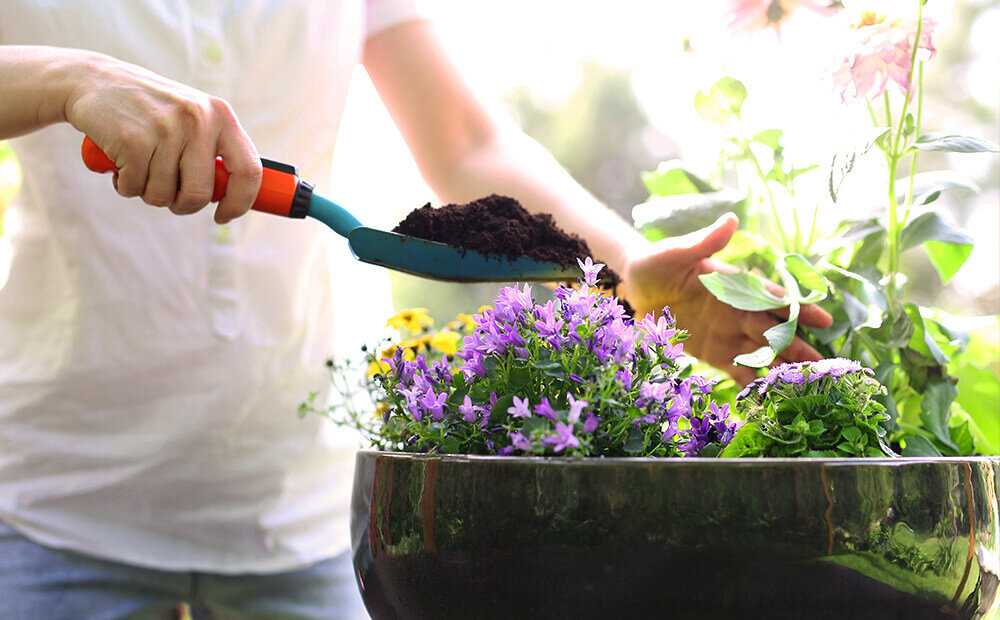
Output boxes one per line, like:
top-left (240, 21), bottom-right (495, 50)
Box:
top-left (0, 521), bottom-right (368, 619)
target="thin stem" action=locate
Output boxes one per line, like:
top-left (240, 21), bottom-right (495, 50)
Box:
top-left (902, 61), bottom-right (925, 231)
top-left (806, 200), bottom-right (820, 252)
top-left (748, 154), bottom-right (791, 252)
top-left (885, 1), bottom-right (925, 315)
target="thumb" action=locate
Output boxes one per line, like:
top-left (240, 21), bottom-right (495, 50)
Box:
top-left (665, 213), bottom-right (739, 263)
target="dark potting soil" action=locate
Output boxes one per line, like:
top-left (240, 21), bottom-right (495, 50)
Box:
top-left (393, 194), bottom-right (623, 289)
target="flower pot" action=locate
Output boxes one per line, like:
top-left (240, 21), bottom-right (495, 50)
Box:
top-left (351, 451), bottom-right (1000, 619)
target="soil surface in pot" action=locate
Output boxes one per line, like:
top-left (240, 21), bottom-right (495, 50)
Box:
top-left (393, 194), bottom-right (623, 289)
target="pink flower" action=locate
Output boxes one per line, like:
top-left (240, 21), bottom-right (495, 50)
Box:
top-left (832, 10), bottom-right (935, 102)
top-left (725, 0), bottom-right (840, 32)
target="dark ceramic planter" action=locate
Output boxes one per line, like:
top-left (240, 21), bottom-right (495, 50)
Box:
top-left (350, 451), bottom-right (1000, 619)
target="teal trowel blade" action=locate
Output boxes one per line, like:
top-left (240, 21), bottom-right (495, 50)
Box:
top-left (347, 227), bottom-right (582, 283)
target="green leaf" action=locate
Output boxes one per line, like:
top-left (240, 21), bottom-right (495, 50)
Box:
top-left (720, 421), bottom-right (766, 457)
top-left (624, 426), bottom-right (645, 454)
top-left (894, 171), bottom-right (979, 207)
top-left (764, 303), bottom-right (799, 355)
top-left (901, 434), bottom-right (942, 456)
top-left (870, 309), bottom-right (913, 348)
top-left (632, 190), bottom-right (747, 239)
top-left (531, 359), bottom-right (561, 371)
top-left (694, 77), bottom-right (747, 124)
top-left (911, 132), bottom-right (1000, 153)
top-left (904, 304), bottom-right (950, 365)
top-left (784, 254), bottom-right (828, 296)
top-left (734, 346), bottom-right (776, 368)
top-left (900, 211), bottom-right (973, 250)
top-left (751, 128), bottom-right (783, 150)
top-left (898, 210), bottom-right (976, 282)
top-left (919, 380), bottom-right (959, 452)
top-left (828, 127), bottom-right (891, 202)
top-left (699, 271), bottom-right (787, 311)
top-left (925, 241), bottom-right (974, 284)
top-left (641, 160), bottom-right (716, 197)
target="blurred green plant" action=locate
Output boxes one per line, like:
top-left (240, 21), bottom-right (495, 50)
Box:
top-left (633, 4), bottom-right (999, 456)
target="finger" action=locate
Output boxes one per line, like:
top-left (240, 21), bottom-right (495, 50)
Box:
top-left (741, 310), bottom-right (783, 344)
top-left (174, 136), bottom-right (217, 215)
top-left (798, 302), bottom-right (834, 329)
top-left (142, 140), bottom-right (182, 208)
top-left (727, 360), bottom-right (761, 387)
top-left (111, 138), bottom-right (152, 199)
top-left (662, 214), bottom-right (739, 263)
top-left (777, 334), bottom-right (824, 363)
top-left (213, 106), bottom-right (261, 224)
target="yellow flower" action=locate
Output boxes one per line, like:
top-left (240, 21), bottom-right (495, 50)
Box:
top-left (430, 331), bottom-right (461, 355)
top-left (399, 336), bottom-right (432, 353)
top-left (447, 313), bottom-right (478, 332)
top-left (367, 359), bottom-right (391, 377)
top-left (386, 308), bottom-right (434, 334)
top-left (476, 304), bottom-right (493, 315)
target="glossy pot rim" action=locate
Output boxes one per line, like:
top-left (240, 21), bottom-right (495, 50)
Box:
top-left (357, 449), bottom-right (999, 467)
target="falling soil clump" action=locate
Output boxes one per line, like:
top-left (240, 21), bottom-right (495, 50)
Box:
top-left (393, 194), bottom-right (623, 291)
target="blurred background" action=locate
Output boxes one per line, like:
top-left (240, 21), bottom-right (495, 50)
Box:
top-left (0, 0), bottom-right (996, 326)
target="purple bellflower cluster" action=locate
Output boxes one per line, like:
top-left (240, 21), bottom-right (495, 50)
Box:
top-left (355, 257), bottom-right (740, 458)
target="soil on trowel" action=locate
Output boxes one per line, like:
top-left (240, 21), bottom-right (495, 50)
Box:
top-left (392, 194), bottom-right (624, 292)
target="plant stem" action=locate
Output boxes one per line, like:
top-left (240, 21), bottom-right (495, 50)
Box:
top-left (748, 153), bottom-right (791, 252)
top-left (902, 62), bottom-right (925, 231)
top-left (884, 1), bottom-right (926, 315)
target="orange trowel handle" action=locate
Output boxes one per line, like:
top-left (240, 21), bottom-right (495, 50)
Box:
top-left (80, 136), bottom-right (311, 218)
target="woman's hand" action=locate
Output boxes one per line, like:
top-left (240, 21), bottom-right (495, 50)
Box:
top-left (618, 213), bottom-right (834, 386)
top-left (0, 46), bottom-right (261, 223)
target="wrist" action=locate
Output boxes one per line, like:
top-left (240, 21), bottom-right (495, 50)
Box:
top-left (57, 48), bottom-right (108, 127)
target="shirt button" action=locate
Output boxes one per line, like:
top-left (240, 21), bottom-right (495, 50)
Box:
top-left (214, 225), bottom-right (233, 244)
top-left (205, 43), bottom-right (223, 63)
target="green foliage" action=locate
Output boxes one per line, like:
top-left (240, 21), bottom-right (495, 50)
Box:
top-left (721, 362), bottom-right (894, 458)
top-left (634, 69), bottom-right (999, 456)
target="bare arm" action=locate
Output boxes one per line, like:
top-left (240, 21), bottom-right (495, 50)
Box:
top-left (0, 45), bottom-right (261, 223)
top-left (363, 22), bottom-right (833, 384)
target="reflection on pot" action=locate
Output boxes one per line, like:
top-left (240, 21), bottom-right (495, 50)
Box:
top-left (351, 452), bottom-right (1000, 620)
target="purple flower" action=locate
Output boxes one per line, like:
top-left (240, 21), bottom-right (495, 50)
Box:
top-left (640, 380), bottom-right (671, 403)
top-left (497, 446), bottom-right (515, 456)
top-left (508, 395), bottom-right (532, 419)
top-left (616, 368), bottom-right (633, 391)
top-left (418, 389), bottom-right (448, 421)
top-left (495, 283), bottom-right (533, 320)
top-left (806, 357), bottom-right (867, 383)
top-left (660, 305), bottom-right (675, 327)
top-left (459, 394), bottom-right (478, 423)
top-left (510, 431), bottom-right (533, 452)
top-left (534, 397), bottom-right (558, 420)
top-left (638, 313), bottom-right (677, 346)
top-left (566, 393), bottom-right (587, 423)
top-left (534, 300), bottom-right (565, 342)
top-left (544, 422), bottom-right (580, 452)
top-left (569, 373), bottom-right (586, 384)
top-left (577, 256), bottom-right (605, 287)
top-left (583, 412), bottom-right (600, 434)
top-left (461, 354), bottom-right (487, 382)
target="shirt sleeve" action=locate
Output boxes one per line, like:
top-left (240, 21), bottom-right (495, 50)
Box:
top-left (365, 0), bottom-right (427, 39)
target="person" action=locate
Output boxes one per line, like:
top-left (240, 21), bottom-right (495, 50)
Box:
top-left (0, 1), bottom-right (832, 618)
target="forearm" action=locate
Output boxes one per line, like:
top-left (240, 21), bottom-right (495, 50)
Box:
top-left (0, 45), bottom-right (93, 139)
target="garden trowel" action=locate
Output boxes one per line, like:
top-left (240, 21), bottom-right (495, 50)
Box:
top-left (81, 137), bottom-right (582, 282)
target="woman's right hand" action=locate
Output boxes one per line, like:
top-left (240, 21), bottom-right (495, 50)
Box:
top-left (0, 45), bottom-right (262, 223)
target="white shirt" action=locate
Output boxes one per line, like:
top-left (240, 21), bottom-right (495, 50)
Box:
top-left (0, 0), bottom-right (415, 573)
